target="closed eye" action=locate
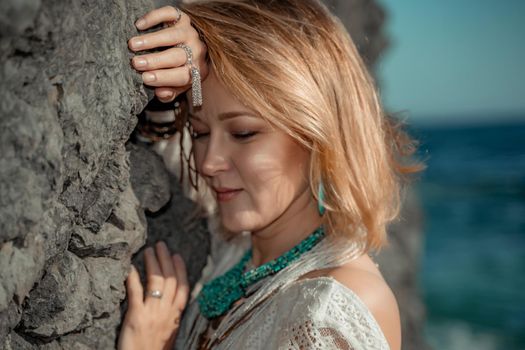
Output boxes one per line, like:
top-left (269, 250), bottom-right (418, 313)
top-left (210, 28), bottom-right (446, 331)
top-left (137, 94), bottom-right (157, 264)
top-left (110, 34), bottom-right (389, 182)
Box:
top-left (233, 131), bottom-right (257, 140)
top-left (190, 130), bottom-right (257, 140)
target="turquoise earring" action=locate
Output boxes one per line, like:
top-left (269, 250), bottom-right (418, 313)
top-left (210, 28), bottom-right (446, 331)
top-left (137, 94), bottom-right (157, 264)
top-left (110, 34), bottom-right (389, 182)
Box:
top-left (318, 181), bottom-right (326, 216)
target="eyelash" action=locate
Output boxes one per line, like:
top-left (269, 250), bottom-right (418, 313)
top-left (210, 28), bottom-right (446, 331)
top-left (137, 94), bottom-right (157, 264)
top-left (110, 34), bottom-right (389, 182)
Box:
top-left (190, 130), bottom-right (257, 140)
top-left (233, 131), bottom-right (257, 139)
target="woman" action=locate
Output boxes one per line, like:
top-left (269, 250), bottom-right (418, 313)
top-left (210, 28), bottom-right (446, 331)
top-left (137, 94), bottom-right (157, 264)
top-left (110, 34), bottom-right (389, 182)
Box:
top-left (119, 1), bottom-right (420, 349)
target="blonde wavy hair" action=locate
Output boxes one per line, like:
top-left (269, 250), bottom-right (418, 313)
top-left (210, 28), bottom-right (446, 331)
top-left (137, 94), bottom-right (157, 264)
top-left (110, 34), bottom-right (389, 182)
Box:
top-left (181, 0), bottom-right (422, 251)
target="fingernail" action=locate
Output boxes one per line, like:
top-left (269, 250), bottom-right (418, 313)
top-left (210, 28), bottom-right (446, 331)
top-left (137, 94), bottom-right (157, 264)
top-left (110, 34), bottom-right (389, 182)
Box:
top-left (135, 18), bottom-right (146, 29)
top-left (159, 90), bottom-right (174, 98)
top-left (132, 39), bottom-right (144, 49)
top-left (142, 72), bottom-right (156, 82)
top-left (134, 58), bottom-right (147, 67)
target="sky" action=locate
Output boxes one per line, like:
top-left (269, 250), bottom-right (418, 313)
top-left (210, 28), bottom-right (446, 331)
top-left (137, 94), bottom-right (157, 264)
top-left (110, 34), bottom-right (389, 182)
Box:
top-left (375, 0), bottom-right (525, 124)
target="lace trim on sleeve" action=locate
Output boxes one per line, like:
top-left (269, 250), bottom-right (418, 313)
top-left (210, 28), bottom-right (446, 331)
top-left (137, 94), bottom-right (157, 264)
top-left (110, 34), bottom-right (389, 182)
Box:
top-left (277, 277), bottom-right (390, 350)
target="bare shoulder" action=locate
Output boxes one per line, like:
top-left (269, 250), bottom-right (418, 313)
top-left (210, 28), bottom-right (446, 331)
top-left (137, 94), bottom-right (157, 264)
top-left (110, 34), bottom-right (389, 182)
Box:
top-left (302, 253), bottom-right (401, 350)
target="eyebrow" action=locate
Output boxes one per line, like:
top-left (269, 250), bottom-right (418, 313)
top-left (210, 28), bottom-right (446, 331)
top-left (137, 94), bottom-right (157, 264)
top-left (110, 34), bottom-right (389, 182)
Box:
top-left (189, 111), bottom-right (256, 122)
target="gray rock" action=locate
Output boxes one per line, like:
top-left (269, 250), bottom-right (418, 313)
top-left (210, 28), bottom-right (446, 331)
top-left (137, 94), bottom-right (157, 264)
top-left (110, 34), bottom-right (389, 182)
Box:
top-left (0, 62), bottom-right (63, 244)
top-left (39, 203), bottom-right (74, 270)
top-left (0, 304), bottom-right (24, 347)
top-left (2, 330), bottom-right (35, 350)
top-left (0, 232), bottom-right (46, 342)
top-left (0, 0), bottom-right (158, 346)
top-left (0, 0), bottom-right (41, 37)
top-left (83, 256), bottom-right (127, 319)
top-left (20, 251), bottom-right (91, 339)
top-left (69, 181), bottom-right (146, 261)
top-left (323, 0), bottom-right (389, 67)
top-left (78, 148), bottom-right (130, 233)
top-left (128, 143), bottom-right (172, 213)
top-left (0, 233), bottom-right (45, 311)
top-left (55, 310), bottom-right (122, 350)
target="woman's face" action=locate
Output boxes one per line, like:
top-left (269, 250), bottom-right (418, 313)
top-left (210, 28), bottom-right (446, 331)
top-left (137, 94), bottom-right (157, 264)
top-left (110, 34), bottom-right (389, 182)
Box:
top-left (189, 70), bottom-right (312, 233)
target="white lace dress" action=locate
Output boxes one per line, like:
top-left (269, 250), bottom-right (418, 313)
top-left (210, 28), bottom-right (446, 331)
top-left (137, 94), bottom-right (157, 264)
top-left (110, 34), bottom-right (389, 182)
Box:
top-left (173, 233), bottom-right (391, 350)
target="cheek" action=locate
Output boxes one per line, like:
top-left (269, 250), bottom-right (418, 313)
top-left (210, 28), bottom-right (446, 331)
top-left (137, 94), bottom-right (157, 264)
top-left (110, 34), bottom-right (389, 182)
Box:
top-left (246, 153), bottom-right (285, 184)
top-left (239, 136), bottom-right (310, 205)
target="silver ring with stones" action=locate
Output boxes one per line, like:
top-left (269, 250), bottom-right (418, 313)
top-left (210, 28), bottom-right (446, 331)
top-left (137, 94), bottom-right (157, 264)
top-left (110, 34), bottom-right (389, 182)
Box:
top-left (176, 43), bottom-right (193, 66)
top-left (146, 290), bottom-right (163, 299)
top-left (174, 43), bottom-right (202, 107)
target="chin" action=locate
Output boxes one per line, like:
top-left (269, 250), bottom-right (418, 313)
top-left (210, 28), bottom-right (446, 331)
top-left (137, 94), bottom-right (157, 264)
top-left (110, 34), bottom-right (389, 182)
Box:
top-left (219, 212), bottom-right (263, 234)
top-left (220, 220), bottom-right (250, 235)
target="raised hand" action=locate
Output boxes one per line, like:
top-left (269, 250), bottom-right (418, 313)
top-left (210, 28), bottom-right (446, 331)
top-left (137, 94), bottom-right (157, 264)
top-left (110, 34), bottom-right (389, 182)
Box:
top-left (118, 241), bottom-right (189, 350)
top-left (128, 5), bottom-right (208, 103)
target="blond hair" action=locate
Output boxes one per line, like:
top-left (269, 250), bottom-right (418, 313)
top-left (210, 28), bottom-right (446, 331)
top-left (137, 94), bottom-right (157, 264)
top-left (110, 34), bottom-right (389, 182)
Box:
top-left (181, 0), bottom-right (423, 251)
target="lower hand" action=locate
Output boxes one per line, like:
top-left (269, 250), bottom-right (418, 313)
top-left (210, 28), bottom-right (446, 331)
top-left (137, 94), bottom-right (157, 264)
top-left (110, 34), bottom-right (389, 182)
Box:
top-left (128, 5), bottom-right (209, 103)
top-left (118, 241), bottom-right (189, 350)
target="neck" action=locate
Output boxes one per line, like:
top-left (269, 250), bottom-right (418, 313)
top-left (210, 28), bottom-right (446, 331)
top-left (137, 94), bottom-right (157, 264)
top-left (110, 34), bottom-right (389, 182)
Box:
top-left (250, 188), bottom-right (323, 267)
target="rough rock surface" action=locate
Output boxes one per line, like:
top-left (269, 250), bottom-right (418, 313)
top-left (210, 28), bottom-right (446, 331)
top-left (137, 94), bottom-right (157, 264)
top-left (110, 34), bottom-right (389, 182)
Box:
top-left (0, 0), bottom-right (209, 349)
top-left (0, 0), bottom-right (427, 349)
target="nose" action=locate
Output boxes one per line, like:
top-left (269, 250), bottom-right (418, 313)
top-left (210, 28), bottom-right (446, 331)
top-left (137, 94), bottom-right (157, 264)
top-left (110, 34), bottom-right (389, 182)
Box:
top-left (199, 134), bottom-right (231, 178)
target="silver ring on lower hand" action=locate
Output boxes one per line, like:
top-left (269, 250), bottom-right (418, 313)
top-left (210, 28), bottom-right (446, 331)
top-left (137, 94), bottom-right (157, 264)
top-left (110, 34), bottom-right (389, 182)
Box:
top-left (145, 289), bottom-right (163, 299)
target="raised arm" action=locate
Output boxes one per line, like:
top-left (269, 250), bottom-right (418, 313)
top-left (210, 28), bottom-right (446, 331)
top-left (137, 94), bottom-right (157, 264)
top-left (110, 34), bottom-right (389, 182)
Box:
top-left (128, 5), bottom-right (209, 103)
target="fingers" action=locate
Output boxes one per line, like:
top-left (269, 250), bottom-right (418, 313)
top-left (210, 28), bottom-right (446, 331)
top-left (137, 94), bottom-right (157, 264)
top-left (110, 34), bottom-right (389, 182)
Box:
top-left (129, 6), bottom-right (208, 102)
top-left (173, 254), bottom-right (189, 311)
top-left (155, 241), bottom-right (177, 305)
top-left (131, 47), bottom-right (187, 72)
top-left (142, 66), bottom-right (192, 88)
top-left (135, 6), bottom-right (189, 31)
top-left (129, 26), bottom-right (196, 52)
top-left (144, 246), bottom-right (164, 303)
top-left (155, 87), bottom-right (186, 103)
top-left (126, 242), bottom-right (188, 330)
top-left (126, 265), bottom-right (144, 309)
top-left (132, 39), bottom-right (207, 90)
top-left (132, 40), bottom-right (207, 72)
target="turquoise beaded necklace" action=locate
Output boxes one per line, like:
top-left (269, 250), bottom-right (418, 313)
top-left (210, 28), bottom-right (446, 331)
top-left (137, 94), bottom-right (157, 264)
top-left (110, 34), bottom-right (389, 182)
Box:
top-left (197, 225), bottom-right (326, 320)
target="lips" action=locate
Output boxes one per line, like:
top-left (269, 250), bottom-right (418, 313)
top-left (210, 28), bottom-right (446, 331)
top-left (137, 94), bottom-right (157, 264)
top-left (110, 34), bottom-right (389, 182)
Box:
top-left (213, 187), bottom-right (242, 202)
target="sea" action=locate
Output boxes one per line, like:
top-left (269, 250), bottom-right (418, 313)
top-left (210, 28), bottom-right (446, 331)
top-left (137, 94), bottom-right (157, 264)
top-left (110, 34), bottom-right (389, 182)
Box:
top-left (410, 118), bottom-right (525, 350)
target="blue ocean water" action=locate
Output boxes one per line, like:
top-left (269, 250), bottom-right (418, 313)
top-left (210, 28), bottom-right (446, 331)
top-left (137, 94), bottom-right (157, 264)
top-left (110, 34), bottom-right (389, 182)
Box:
top-left (411, 120), bottom-right (525, 350)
